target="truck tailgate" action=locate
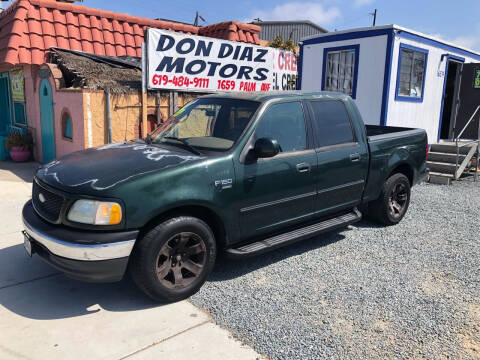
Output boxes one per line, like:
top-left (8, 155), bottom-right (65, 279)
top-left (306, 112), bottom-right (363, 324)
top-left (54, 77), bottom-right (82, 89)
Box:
top-left (362, 125), bottom-right (428, 203)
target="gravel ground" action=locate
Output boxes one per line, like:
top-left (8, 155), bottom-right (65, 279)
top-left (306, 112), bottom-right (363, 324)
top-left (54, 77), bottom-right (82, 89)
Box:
top-left (190, 180), bottom-right (480, 360)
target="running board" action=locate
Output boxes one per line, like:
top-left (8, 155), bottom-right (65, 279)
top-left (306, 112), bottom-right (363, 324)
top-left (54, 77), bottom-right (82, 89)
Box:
top-left (225, 208), bottom-right (362, 258)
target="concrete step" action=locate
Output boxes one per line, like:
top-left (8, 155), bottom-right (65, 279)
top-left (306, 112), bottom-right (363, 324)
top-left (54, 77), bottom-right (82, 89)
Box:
top-left (428, 172), bottom-right (454, 185)
top-left (426, 161), bottom-right (456, 174)
top-left (430, 143), bottom-right (472, 155)
top-left (427, 152), bottom-right (466, 164)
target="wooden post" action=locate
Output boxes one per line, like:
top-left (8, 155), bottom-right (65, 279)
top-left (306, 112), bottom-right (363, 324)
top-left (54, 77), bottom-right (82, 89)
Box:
top-left (173, 91), bottom-right (178, 112)
top-left (141, 91), bottom-right (147, 138)
top-left (156, 92), bottom-right (162, 124)
top-left (141, 42), bottom-right (148, 138)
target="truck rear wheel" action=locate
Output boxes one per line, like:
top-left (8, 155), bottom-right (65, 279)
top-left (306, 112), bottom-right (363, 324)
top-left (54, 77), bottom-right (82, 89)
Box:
top-left (366, 173), bottom-right (411, 225)
top-left (130, 216), bottom-right (216, 302)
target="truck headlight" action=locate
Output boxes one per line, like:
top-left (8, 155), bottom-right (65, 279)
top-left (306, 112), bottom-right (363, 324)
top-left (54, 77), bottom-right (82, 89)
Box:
top-left (67, 200), bottom-right (122, 225)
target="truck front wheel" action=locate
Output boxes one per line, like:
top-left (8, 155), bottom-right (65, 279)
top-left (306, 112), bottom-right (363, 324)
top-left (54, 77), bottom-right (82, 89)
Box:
top-left (366, 173), bottom-right (411, 226)
top-left (130, 216), bottom-right (217, 302)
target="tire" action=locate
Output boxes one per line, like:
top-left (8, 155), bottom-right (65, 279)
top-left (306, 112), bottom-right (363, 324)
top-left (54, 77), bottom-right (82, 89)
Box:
top-left (129, 216), bottom-right (217, 302)
top-left (365, 173), bottom-right (411, 226)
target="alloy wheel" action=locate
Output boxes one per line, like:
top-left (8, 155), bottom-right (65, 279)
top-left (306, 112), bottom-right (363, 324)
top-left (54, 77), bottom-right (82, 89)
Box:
top-left (155, 232), bottom-right (207, 289)
top-left (388, 183), bottom-right (408, 219)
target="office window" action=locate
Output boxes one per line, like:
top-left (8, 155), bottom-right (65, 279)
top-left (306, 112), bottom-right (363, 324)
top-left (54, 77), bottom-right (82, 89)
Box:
top-left (309, 100), bottom-right (354, 147)
top-left (324, 46), bottom-right (359, 97)
top-left (396, 45), bottom-right (428, 100)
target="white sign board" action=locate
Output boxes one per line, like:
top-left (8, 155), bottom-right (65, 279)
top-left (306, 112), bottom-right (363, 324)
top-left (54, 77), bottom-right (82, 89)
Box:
top-left (147, 28), bottom-right (297, 92)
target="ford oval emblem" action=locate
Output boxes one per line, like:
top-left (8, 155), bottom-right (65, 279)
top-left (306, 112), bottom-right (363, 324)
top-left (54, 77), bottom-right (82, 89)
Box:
top-left (38, 193), bottom-right (46, 203)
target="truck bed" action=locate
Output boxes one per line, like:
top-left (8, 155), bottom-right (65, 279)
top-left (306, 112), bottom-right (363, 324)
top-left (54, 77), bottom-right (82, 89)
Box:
top-left (366, 125), bottom-right (418, 140)
top-left (362, 124), bottom-right (428, 204)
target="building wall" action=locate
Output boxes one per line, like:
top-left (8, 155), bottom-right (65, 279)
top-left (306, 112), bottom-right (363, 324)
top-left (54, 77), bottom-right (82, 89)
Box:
top-left (386, 35), bottom-right (480, 142)
top-left (51, 87), bottom-right (85, 159)
top-left (301, 35), bottom-right (388, 125)
top-left (23, 65), bottom-right (40, 160)
top-left (83, 90), bottom-right (189, 148)
top-left (255, 22), bottom-right (325, 44)
top-left (300, 29), bottom-right (480, 143)
top-left (24, 65), bottom-right (85, 162)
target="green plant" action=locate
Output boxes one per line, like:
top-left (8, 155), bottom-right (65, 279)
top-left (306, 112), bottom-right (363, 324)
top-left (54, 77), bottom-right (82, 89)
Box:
top-left (267, 35), bottom-right (297, 53)
top-left (5, 131), bottom-right (33, 151)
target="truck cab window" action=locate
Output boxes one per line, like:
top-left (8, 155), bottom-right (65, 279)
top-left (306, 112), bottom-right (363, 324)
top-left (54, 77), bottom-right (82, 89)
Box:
top-left (255, 102), bottom-right (307, 153)
top-left (309, 100), bottom-right (355, 147)
top-left (151, 98), bottom-right (259, 151)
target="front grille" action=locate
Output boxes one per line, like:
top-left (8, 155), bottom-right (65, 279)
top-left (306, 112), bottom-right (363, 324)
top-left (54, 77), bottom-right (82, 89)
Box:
top-left (32, 179), bottom-right (64, 223)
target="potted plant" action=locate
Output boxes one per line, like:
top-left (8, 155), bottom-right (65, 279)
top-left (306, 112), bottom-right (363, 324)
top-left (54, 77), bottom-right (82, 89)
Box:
top-left (5, 131), bottom-right (33, 162)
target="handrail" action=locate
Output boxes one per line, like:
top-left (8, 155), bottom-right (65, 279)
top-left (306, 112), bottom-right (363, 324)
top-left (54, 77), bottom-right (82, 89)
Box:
top-left (456, 105), bottom-right (480, 139)
top-left (455, 105), bottom-right (480, 181)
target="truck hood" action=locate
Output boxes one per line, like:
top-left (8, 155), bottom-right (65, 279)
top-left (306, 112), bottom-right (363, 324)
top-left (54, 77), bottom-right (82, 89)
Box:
top-left (36, 142), bottom-right (205, 194)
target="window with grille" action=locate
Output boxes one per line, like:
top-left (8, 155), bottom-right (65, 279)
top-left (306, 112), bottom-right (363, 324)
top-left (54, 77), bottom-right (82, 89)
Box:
top-left (323, 46), bottom-right (358, 98)
top-left (396, 44), bottom-right (428, 101)
top-left (13, 101), bottom-right (27, 126)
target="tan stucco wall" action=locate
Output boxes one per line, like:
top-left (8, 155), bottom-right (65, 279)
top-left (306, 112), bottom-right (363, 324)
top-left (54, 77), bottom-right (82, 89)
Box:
top-left (82, 90), bottom-right (195, 148)
top-left (82, 91), bottom-right (142, 147)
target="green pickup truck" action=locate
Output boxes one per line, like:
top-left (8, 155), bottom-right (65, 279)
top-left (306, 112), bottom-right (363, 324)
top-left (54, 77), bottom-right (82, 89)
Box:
top-left (22, 91), bottom-right (428, 301)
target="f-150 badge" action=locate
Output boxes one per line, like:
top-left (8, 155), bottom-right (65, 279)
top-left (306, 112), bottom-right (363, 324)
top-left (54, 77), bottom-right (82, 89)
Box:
top-left (214, 178), bottom-right (233, 190)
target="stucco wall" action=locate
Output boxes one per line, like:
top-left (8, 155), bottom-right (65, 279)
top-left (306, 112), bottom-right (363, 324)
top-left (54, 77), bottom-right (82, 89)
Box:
top-left (83, 90), bottom-right (190, 148)
top-left (20, 64), bottom-right (203, 161)
top-left (83, 91), bottom-right (145, 147)
top-left (22, 65), bottom-right (41, 160)
top-left (51, 87), bottom-right (85, 159)
top-left (24, 65), bottom-right (85, 162)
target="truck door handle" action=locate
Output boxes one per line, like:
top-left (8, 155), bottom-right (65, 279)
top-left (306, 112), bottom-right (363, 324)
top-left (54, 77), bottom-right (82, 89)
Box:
top-left (350, 153), bottom-right (361, 162)
top-left (296, 163), bottom-right (311, 173)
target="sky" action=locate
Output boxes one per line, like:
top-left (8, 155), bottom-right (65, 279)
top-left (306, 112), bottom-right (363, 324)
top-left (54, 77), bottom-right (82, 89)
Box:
top-left (2, 0), bottom-right (480, 51)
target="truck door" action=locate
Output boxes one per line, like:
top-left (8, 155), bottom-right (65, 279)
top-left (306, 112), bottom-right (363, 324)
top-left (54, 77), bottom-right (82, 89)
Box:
top-left (307, 99), bottom-right (368, 215)
top-left (236, 101), bottom-right (318, 239)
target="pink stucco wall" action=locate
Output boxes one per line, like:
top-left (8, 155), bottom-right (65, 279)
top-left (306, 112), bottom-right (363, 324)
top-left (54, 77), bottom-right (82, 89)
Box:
top-left (23, 65), bottom-right (85, 163)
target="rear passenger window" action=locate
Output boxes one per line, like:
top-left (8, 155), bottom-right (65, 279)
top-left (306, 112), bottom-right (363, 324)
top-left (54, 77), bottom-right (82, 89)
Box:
top-left (309, 100), bottom-right (355, 147)
top-left (255, 102), bottom-right (307, 153)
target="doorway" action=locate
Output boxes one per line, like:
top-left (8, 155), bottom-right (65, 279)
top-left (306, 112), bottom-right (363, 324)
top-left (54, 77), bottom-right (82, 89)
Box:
top-left (439, 59), bottom-right (462, 139)
top-left (453, 63), bottom-right (480, 139)
top-left (40, 79), bottom-right (56, 163)
top-left (0, 73), bottom-right (12, 135)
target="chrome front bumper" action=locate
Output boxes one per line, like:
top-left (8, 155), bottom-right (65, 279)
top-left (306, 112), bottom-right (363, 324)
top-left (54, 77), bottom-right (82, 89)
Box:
top-left (22, 201), bottom-right (137, 261)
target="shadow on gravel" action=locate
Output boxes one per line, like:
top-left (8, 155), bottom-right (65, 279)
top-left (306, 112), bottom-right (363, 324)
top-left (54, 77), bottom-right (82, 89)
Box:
top-left (212, 230), bottom-right (348, 281)
top-left (0, 244), bottom-right (162, 320)
top-left (351, 219), bottom-right (385, 229)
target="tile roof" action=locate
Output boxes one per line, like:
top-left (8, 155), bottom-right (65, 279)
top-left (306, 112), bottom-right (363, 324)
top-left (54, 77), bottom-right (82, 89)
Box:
top-left (0, 0), bottom-right (261, 65)
top-left (199, 21), bottom-right (260, 44)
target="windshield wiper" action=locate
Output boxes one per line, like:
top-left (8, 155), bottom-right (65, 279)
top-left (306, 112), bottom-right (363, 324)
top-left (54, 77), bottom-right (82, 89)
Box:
top-left (163, 137), bottom-right (201, 155)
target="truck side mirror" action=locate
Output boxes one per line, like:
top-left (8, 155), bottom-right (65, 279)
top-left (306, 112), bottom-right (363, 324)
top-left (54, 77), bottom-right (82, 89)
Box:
top-left (254, 138), bottom-right (280, 158)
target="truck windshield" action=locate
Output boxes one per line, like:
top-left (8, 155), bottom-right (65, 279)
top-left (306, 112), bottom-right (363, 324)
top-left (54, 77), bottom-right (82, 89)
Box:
top-left (150, 98), bottom-right (260, 151)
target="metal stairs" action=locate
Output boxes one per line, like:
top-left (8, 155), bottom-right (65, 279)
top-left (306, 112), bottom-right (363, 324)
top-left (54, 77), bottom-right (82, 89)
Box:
top-left (427, 142), bottom-right (478, 185)
top-left (428, 105), bottom-right (480, 184)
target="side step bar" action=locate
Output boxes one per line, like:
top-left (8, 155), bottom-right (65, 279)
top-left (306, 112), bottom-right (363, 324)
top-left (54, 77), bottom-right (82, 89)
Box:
top-left (225, 208), bottom-right (362, 258)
